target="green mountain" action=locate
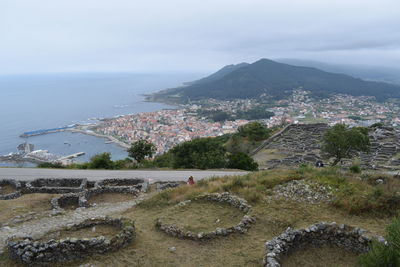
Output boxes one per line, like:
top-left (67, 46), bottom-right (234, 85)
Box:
top-left (184, 62), bottom-right (249, 85)
top-left (151, 59), bottom-right (400, 102)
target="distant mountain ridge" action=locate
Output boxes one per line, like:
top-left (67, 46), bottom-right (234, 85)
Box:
top-left (150, 58), bottom-right (400, 102)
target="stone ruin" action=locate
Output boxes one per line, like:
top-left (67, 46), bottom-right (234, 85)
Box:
top-left (253, 123), bottom-right (400, 170)
top-left (263, 222), bottom-right (385, 267)
top-left (360, 126), bottom-right (400, 170)
top-left (24, 178), bottom-right (88, 194)
top-left (0, 178), bottom-right (148, 203)
top-left (95, 178), bottom-right (149, 192)
top-left (51, 180), bottom-right (144, 210)
top-left (8, 217), bottom-right (135, 265)
top-left (0, 179), bottom-right (22, 200)
top-left (252, 123), bottom-right (329, 169)
top-left (156, 192), bottom-right (256, 240)
top-left (154, 181), bottom-right (185, 191)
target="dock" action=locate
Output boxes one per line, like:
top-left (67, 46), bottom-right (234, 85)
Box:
top-left (58, 152), bottom-right (85, 160)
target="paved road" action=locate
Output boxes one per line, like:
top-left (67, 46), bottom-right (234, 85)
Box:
top-left (0, 168), bottom-right (247, 182)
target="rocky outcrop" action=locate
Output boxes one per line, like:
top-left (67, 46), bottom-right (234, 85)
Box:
top-left (7, 217), bottom-right (135, 265)
top-left (156, 192), bottom-right (255, 240)
top-left (263, 222), bottom-right (385, 267)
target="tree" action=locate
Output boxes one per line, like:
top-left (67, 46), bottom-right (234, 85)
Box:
top-left (237, 122), bottom-right (272, 141)
top-left (128, 139), bottom-right (156, 163)
top-left (170, 137), bottom-right (226, 169)
top-left (322, 124), bottom-right (370, 166)
top-left (227, 152), bottom-right (258, 171)
top-left (88, 152), bottom-right (114, 169)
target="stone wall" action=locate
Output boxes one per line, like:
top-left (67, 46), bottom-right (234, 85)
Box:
top-left (0, 179), bottom-right (22, 200)
top-left (51, 187), bottom-right (140, 210)
top-left (95, 178), bottom-right (148, 192)
top-left (24, 178), bottom-right (88, 194)
top-left (263, 222), bottom-right (385, 267)
top-left (156, 192), bottom-right (256, 240)
top-left (7, 217), bottom-right (135, 265)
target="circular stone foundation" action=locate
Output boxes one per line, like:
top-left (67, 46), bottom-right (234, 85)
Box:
top-left (85, 187), bottom-right (140, 206)
top-left (51, 187), bottom-right (140, 210)
top-left (7, 217), bottom-right (135, 265)
top-left (263, 222), bottom-right (386, 267)
top-left (155, 192), bottom-right (256, 240)
top-left (0, 179), bottom-right (22, 200)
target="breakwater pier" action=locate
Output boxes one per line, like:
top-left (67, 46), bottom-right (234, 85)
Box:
top-left (20, 126), bottom-right (76, 138)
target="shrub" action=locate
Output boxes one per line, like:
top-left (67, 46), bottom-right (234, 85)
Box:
top-left (359, 217), bottom-right (400, 267)
top-left (37, 162), bottom-right (65, 168)
top-left (350, 164), bottom-right (362, 173)
top-left (88, 152), bottom-right (114, 169)
top-left (227, 152), bottom-right (258, 171)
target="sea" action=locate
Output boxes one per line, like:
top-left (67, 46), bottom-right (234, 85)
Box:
top-left (0, 72), bottom-right (201, 167)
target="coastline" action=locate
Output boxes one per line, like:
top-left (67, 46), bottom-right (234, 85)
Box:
top-left (67, 128), bottom-right (130, 150)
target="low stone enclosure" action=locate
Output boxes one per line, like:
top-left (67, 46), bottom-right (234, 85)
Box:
top-left (263, 222), bottom-right (386, 267)
top-left (51, 186), bottom-right (141, 210)
top-left (0, 178), bottom-right (148, 201)
top-left (155, 192), bottom-right (256, 240)
top-left (24, 178), bottom-right (88, 194)
top-left (0, 179), bottom-right (22, 200)
top-left (155, 181), bottom-right (185, 191)
top-left (7, 217), bottom-right (135, 265)
top-left (95, 178), bottom-right (148, 192)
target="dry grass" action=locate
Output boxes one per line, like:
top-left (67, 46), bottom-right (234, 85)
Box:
top-left (160, 201), bottom-right (244, 233)
top-left (40, 224), bottom-right (119, 241)
top-left (1, 168), bottom-right (398, 267)
top-left (88, 192), bottom-right (137, 205)
top-left (0, 193), bottom-right (56, 223)
top-left (0, 185), bottom-right (17, 195)
top-left (281, 244), bottom-right (360, 267)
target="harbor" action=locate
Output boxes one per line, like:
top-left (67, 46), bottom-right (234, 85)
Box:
top-left (0, 142), bottom-right (85, 165)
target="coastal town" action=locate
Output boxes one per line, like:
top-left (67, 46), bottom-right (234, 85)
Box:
top-left (80, 90), bottom-right (400, 154)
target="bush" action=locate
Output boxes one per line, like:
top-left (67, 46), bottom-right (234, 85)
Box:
top-left (88, 152), bottom-right (114, 169)
top-left (350, 164), bottom-right (362, 173)
top-left (227, 152), bottom-right (258, 171)
top-left (37, 162), bottom-right (65, 168)
top-left (359, 217), bottom-right (400, 267)
top-left (170, 137), bottom-right (227, 169)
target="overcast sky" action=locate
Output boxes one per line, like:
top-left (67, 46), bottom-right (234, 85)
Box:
top-left (1, 0), bottom-right (400, 74)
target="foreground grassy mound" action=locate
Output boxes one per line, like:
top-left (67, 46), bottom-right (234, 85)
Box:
top-left (1, 168), bottom-right (398, 266)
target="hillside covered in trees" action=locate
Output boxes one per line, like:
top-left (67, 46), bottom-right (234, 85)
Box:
top-left (149, 59), bottom-right (400, 102)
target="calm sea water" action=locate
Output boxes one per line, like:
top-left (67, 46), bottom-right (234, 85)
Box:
top-left (0, 72), bottom-right (200, 167)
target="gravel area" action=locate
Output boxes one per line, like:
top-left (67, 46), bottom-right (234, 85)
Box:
top-left (272, 179), bottom-right (334, 204)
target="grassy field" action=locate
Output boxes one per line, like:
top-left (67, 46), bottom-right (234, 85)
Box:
top-left (1, 167), bottom-right (398, 266)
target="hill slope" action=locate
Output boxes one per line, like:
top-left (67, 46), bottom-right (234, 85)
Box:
top-left (151, 59), bottom-right (400, 102)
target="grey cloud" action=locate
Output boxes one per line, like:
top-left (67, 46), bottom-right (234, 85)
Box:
top-left (0, 0), bottom-right (399, 74)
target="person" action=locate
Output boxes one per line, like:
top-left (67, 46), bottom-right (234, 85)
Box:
top-left (187, 176), bottom-right (195, 185)
top-left (315, 160), bottom-right (324, 168)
